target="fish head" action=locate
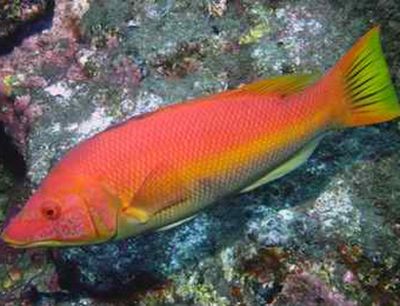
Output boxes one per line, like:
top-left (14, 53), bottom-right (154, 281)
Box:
top-left (1, 176), bottom-right (120, 248)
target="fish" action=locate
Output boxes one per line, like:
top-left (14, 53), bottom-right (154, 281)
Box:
top-left (2, 26), bottom-right (399, 247)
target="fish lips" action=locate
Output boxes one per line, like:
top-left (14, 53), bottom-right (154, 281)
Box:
top-left (1, 213), bottom-right (58, 247)
top-left (0, 213), bottom-right (104, 248)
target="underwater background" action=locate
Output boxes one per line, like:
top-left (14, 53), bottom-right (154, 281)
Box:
top-left (0, 0), bottom-right (399, 305)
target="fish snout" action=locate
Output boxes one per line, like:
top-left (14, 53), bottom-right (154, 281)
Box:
top-left (1, 213), bottom-right (57, 248)
top-left (1, 216), bottom-right (30, 247)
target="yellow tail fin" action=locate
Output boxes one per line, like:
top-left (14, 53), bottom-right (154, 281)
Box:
top-left (329, 26), bottom-right (400, 127)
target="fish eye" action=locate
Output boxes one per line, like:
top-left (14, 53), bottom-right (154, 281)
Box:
top-left (41, 201), bottom-right (61, 220)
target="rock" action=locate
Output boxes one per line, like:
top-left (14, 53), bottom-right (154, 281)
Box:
top-left (274, 272), bottom-right (357, 306)
top-left (1, 0), bottom-right (400, 304)
top-left (0, 0), bottom-right (55, 54)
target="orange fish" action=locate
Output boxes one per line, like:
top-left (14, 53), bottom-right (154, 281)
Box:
top-left (2, 27), bottom-right (399, 247)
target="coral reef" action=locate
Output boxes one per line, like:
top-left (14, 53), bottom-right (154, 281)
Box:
top-left (0, 0), bottom-right (399, 304)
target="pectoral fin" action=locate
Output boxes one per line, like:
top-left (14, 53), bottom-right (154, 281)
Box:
top-left (121, 206), bottom-right (150, 223)
top-left (241, 137), bottom-right (322, 193)
top-left (125, 162), bottom-right (189, 221)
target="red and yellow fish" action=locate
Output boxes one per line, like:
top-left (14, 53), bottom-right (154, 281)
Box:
top-left (2, 27), bottom-right (399, 247)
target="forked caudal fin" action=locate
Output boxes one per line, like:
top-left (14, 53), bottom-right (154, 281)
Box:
top-left (326, 26), bottom-right (400, 127)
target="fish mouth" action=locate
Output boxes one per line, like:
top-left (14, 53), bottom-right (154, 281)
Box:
top-left (2, 232), bottom-right (110, 248)
top-left (0, 220), bottom-right (63, 248)
top-left (3, 239), bottom-right (61, 248)
top-left (1, 232), bottom-right (74, 248)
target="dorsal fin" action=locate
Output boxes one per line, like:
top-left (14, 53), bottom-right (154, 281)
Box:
top-left (239, 73), bottom-right (320, 96)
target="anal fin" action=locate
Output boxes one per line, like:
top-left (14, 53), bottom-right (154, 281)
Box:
top-left (156, 214), bottom-right (197, 232)
top-left (240, 137), bottom-right (322, 193)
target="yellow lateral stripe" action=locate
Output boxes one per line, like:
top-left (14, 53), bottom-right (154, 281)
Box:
top-left (186, 108), bottom-right (329, 181)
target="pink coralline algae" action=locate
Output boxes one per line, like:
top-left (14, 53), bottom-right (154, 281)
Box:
top-left (0, 94), bottom-right (42, 152)
top-left (109, 57), bottom-right (142, 88)
top-left (276, 272), bottom-right (357, 306)
top-left (0, 1), bottom-right (90, 152)
top-left (343, 270), bottom-right (357, 285)
top-left (0, 0), bottom-right (53, 40)
top-left (0, 1), bottom-right (88, 80)
top-left (0, 1), bottom-right (145, 153)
